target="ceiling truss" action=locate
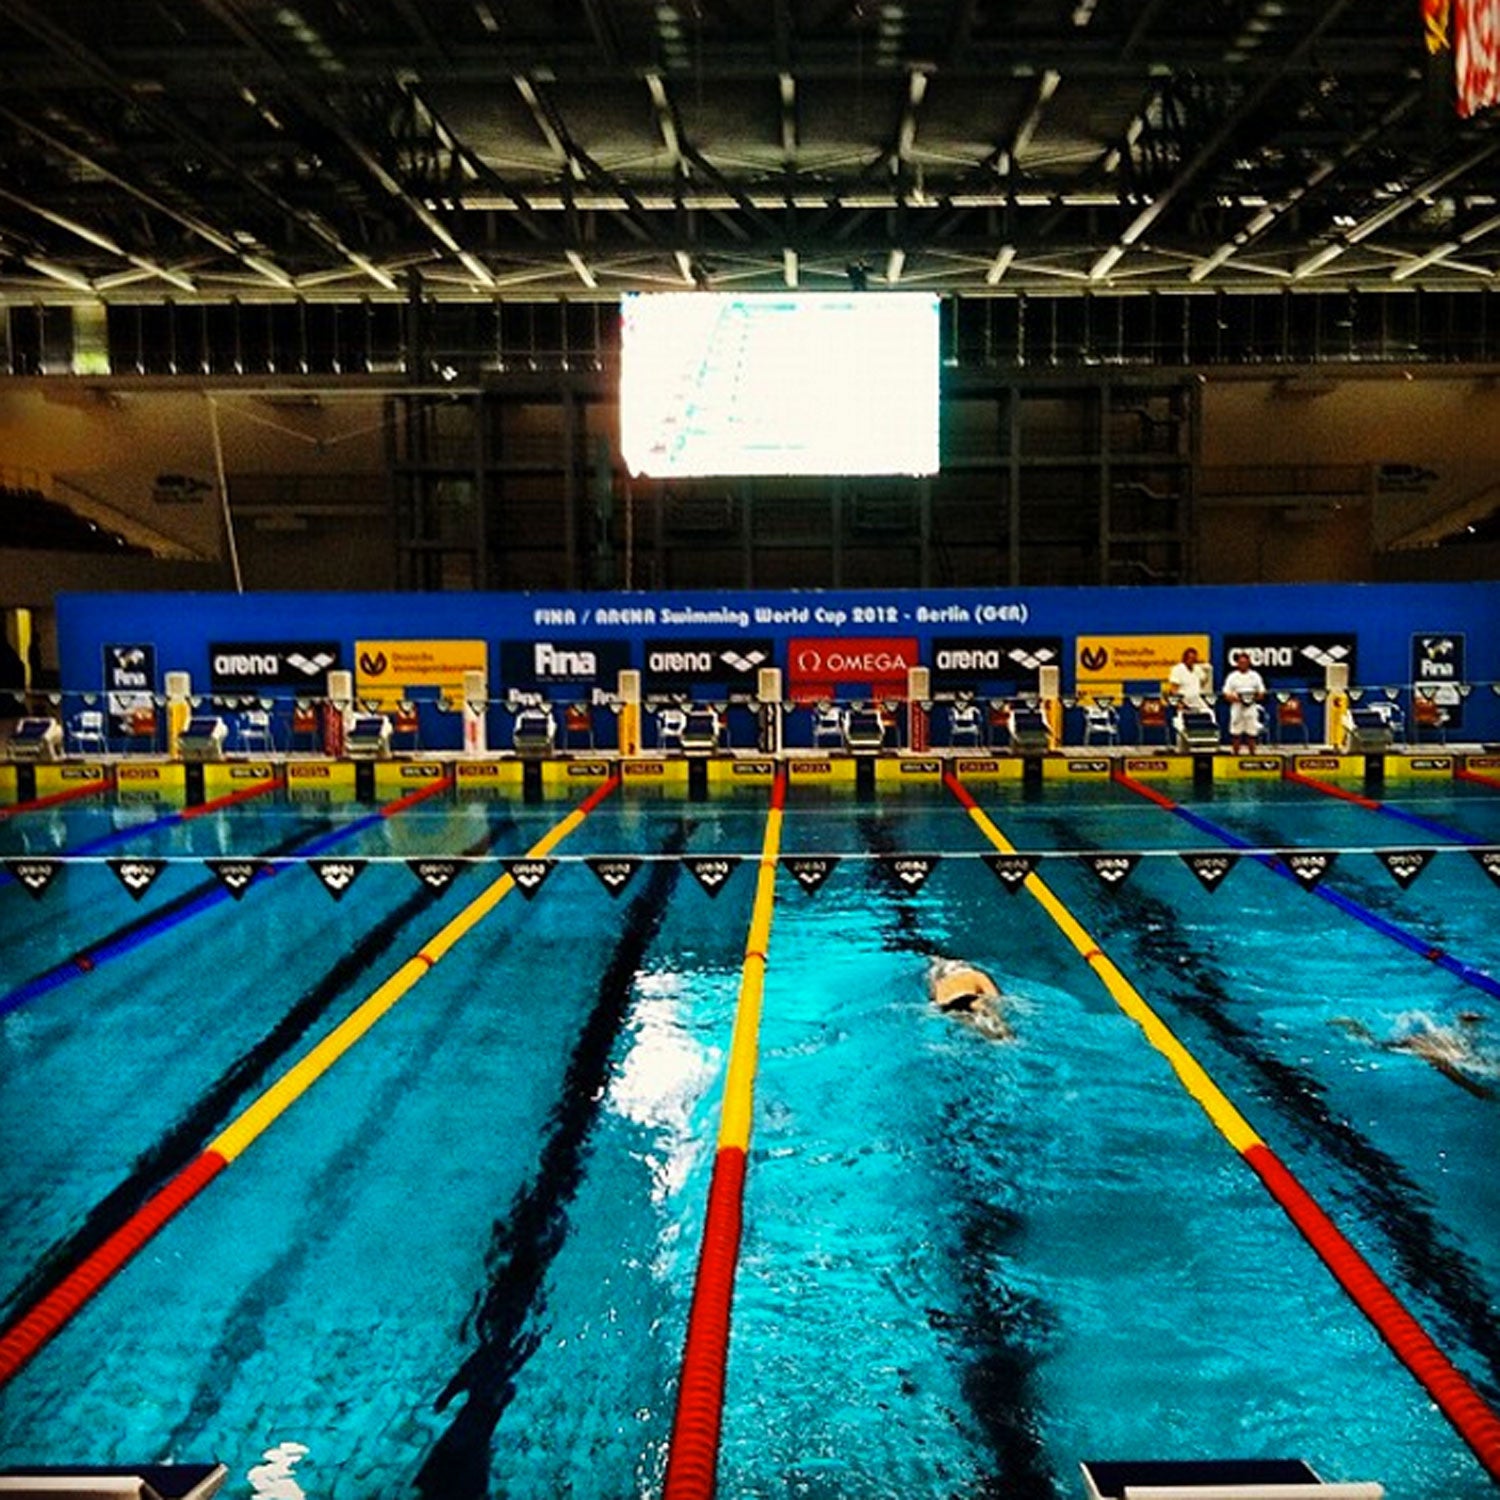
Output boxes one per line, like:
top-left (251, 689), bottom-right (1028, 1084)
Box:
top-left (0, 0), bottom-right (1496, 302)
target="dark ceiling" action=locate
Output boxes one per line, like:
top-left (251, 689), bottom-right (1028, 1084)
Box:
top-left (1, 0), bottom-right (1497, 302)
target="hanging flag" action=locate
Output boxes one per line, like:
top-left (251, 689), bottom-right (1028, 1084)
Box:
top-left (1472, 849), bottom-right (1500, 888)
top-left (1455, 0), bottom-right (1500, 116)
top-left (1376, 848), bottom-right (1435, 890)
top-left (782, 855), bottom-right (838, 894)
top-left (310, 858), bottom-right (366, 901)
top-left (684, 855), bottom-right (740, 896)
top-left (587, 856), bottom-right (642, 897)
top-left (407, 858), bottom-right (461, 894)
top-left (981, 852), bottom-right (1038, 892)
top-left (1086, 853), bottom-right (1141, 890)
top-left (1425, 0), bottom-right (1453, 51)
top-left (1181, 851), bottom-right (1239, 892)
top-left (108, 858), bottom-right (166, 901)
top-left (880, 854), bottom-right (940, 892)
top-left (503, 857), bottom-right (555, 899)
top-left (206, 859), bottom-right (268, 900)
top-left (6, 858), bottom-right (60, 899)
top-left (1282, 850), bottom-right (1337, 890)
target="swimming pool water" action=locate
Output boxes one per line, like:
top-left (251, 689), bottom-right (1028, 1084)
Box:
top-left (0, 783), bottom-right (1496, 1498)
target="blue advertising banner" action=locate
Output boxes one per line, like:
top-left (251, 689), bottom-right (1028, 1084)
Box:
top-left (57, 582), bottom-right (1500, 746)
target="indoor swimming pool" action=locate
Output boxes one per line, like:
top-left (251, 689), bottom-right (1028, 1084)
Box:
top-left (0, 777), bottom-right (1497, 1499)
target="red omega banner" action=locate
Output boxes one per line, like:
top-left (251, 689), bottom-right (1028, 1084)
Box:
top-left (1456, 0), bottom-right (1500, 115)
top-left (788, 636), bottom-right (919, 701)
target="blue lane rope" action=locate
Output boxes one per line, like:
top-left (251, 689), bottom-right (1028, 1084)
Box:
top-left (1163, 801), bottom-right (1500, 1003)
top-left (0, 807), bottom-right (395, 1021)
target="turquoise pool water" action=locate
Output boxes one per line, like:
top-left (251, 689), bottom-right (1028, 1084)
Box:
top-left (0, 782), bottom-right (1496, 1498)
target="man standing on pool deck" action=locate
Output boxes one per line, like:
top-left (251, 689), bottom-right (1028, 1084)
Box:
top-left (1221, 649), bottom-right (1267, 753)
top-left (1167, 646), bottom-right (1209, 712)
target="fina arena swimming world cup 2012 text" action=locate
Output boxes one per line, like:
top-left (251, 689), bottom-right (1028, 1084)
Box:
top-left (534, 597), bottom-right (1031, 630)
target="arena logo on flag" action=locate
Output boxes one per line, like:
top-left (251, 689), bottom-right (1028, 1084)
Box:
top-left (782, 856), bottom-right (838, 893)
top-left (882, 854), bottom-right (939, 891)
top-left (587, 857), bottom-right (642, 897)
top-left (685, 856), bottom-right (740, 895)
top-left (7, 859), bottom-right (60, 898)
top-left (982, 853), bottom-right (1037, 892)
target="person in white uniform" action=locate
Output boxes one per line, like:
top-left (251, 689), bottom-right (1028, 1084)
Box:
top-left (1220, 650), bottom-right (1267, 753)
top-left (1166, 646), bottom-right (1211, 741)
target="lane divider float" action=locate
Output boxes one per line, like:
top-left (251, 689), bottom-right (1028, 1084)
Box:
top-left (1283, 768), bottom-right (1484, 845)
top-left (0, 775), bottom-right (283, 890)
top-left (0, 774), bottom-right (113, 820)
top-left (0, 775), bottom-right (451, 1020)
top-left (944, 770), bottom-right (1500, 1483)
top-left (1114, 770), bottom-right (1500, 1003)
top-left (0, 774), bottom-right (618, 1386)
top-left (1457, 765), bottom-right (1500, 791)
top-left (663, 770), bottom-right (787, 1500)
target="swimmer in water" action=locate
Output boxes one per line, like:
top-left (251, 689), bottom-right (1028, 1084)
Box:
top-left (928, 958), bottom-right (1013, 1041)
top-left (1332, 1010), bottom-right (1495, 1100)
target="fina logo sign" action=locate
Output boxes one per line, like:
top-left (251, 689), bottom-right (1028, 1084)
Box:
top-left (500, 639), bottom-right (631, 687)
top-left (210, 641), bottom-right (341, 688)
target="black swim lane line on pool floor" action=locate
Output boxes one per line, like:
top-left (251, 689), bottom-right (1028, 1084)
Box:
top-left (0, 816), bottom-right (334, 1018)
top-left (1055, 850), bottom-right (1500, 1404)
top-left (858, 812), bottom-right (1061, 1500)
top-left (0, 815), bottom-right (517, 1332)
top-left (413, 819), bottom-right (694, 1500)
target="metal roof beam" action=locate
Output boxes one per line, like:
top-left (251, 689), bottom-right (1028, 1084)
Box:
top-left (1088, 0), bottom-right (1362, 281)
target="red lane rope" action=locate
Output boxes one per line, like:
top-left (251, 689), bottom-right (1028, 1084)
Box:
top-left (1282, 768), bottom-right (1380, 809)
top-left (1246, 1144), bottom-right (1500, 1479)
top-left (377, 772), bottom-right (455, 818)
top-left (1456, 767), bottom-right (1500, 791)
top-left (663, 1148), bottom-right (748, 1500)
top-left (0, 1150), bottom-right (228, 1383)
top-left (0, 775), bottom-right (114, 819)
top-left (179, 774), bottom-right (285, 820)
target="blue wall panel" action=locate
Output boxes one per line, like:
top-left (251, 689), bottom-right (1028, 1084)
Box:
top-left (57, 582), bottom-right (1500, 745)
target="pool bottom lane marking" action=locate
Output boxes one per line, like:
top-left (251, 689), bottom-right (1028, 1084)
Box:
top-left (1115, 770), bottom-right (1500, 1004)
top-left (664, 769), bottom-right (786, 1500)
top-left (857, 813), bottom-right (1055, 1497)
top-left (0, 773), bottom-right (454, 1020)
top-left (412, 822), bottom-right (694, 1500)
top-left (0, 776), bottom-right (619, 1387)
top-left (0, 815), bottom-right (517, 1328)
top-left (943, 771), bottom-right (1500, 1483)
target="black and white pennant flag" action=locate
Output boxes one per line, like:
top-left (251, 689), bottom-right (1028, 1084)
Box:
top-left (981, 852), bottom-right (1038, 893)
top-left (685, 856), bottom-right (740, 896)
top-left (1471, 850), bottom-right (1500, 889)
top-left (108, 858), bottom-right (166, 901)
top-left (881, 854), bottom-right (940, 892)
top-left (1376, 848), bottom-right (1434, 891)
top-left (782, 856), bottom-right (838, 894)
top-left (1086, 853), bottom-right (1141, 890)
top-left (311, 858), bottom-right (366, 901)
top-left (6, 858), bottom-right (60, 899)
top-left (1181, 851), bottom-right (1239, 893)
top-left (503, 857), bottom-right (555, 899)
top-left (1283, 850), bottom-right (1337, 890)
top-left (586, 856), bottom-right (642, 898)
top-left (407, 858), bottom-right (461, 894)
top-left (206, 859), bottom-right (267, 900)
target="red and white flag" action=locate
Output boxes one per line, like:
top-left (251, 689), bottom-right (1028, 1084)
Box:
top-left (1455, 0), bottom-right (1500, 116)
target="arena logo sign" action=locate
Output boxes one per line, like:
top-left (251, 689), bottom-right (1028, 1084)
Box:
top-left (929, 636), bottom-right (1063, 692)
top-left (1220, 634), bottom-right (1357, 686)
top-left (642, 638), bottom-right (774, 691)
top-left (209, 641), bottom-right (341, 689)
top-left (500, 639), bottom-right (632, 688)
